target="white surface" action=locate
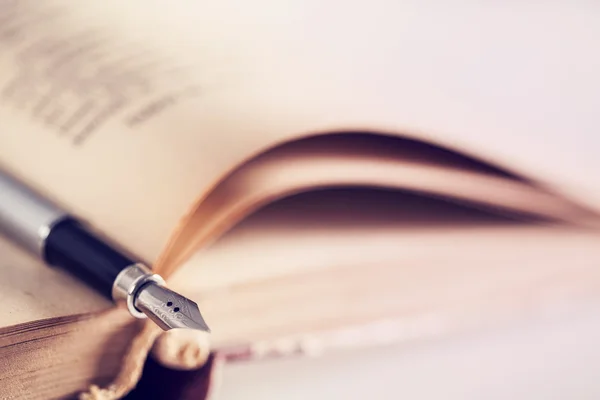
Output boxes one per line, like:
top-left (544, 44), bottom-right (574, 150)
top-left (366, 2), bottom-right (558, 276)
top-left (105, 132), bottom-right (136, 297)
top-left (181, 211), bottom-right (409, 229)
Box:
top-left (219, 306), bottom-right (600, 399)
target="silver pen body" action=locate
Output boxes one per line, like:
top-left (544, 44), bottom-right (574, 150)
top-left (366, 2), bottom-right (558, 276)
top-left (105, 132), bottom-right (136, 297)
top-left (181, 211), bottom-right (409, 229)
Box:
top-left (0, 172), bottom-right (66, 257)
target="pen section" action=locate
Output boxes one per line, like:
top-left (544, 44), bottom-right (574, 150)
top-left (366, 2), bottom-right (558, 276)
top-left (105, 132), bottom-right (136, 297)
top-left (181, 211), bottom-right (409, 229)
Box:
top-left (43, 218), bottom-right (133, 300)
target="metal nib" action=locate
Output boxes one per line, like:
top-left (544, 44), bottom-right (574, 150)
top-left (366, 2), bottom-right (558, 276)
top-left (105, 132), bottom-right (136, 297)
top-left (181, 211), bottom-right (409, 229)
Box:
top-left (133, 282), bottom-right (210, 332)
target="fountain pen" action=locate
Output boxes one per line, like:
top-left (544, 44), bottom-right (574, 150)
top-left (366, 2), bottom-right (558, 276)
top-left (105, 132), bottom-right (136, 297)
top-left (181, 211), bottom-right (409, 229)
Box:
top-left (0, 170), bottom-right (209, 332)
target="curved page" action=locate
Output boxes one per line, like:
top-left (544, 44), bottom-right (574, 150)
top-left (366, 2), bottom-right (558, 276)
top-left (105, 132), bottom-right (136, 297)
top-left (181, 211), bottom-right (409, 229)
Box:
top-left (154, 134), bottom-right (590, 276)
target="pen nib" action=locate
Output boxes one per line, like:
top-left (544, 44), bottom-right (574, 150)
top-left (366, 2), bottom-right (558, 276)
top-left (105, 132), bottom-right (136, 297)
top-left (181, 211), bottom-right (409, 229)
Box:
top-left (134, 283), bottom-right (210, 332)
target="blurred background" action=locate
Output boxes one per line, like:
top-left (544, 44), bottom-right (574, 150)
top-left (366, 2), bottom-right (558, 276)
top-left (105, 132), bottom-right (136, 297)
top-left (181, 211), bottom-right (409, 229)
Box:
top-left (219, 302), bottom-right (600, 399)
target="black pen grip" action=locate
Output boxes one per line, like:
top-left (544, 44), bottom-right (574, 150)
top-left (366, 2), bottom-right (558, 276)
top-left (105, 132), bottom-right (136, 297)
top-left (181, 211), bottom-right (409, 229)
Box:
top-left (43, 218), bottom-right (133, 299)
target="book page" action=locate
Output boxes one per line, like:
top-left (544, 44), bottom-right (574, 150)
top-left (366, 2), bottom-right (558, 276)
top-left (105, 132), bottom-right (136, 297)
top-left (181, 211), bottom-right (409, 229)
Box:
top-left (167, 189), bottom-right (600, 348)
top-left (1, 0), bottom-right (599, 267)
top-left (0, 309), bottom-right (138, 400)
top-left (153, 134), bottom-right (591, 276)
top-left (0, 236), bottom-right (109, 326)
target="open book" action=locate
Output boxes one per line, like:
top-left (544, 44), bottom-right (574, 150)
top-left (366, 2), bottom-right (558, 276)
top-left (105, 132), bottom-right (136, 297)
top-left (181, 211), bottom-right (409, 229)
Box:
top-left (1, 1), bottom-right (600, 398)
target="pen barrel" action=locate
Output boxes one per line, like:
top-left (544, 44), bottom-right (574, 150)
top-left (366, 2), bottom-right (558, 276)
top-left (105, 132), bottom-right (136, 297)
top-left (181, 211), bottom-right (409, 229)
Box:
top-left (0, 172), bottom-right (66, 257)
top-left (44, 218), bottom-right (134, 300)
top-left (0, 170), bottom-right (134, 301)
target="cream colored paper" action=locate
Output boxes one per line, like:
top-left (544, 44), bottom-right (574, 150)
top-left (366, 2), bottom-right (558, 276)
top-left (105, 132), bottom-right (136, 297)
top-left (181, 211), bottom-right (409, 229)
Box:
top-left (1, 0), bottom-right (599, 264)
top-left (1, 1), bottom-right (600, 398)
